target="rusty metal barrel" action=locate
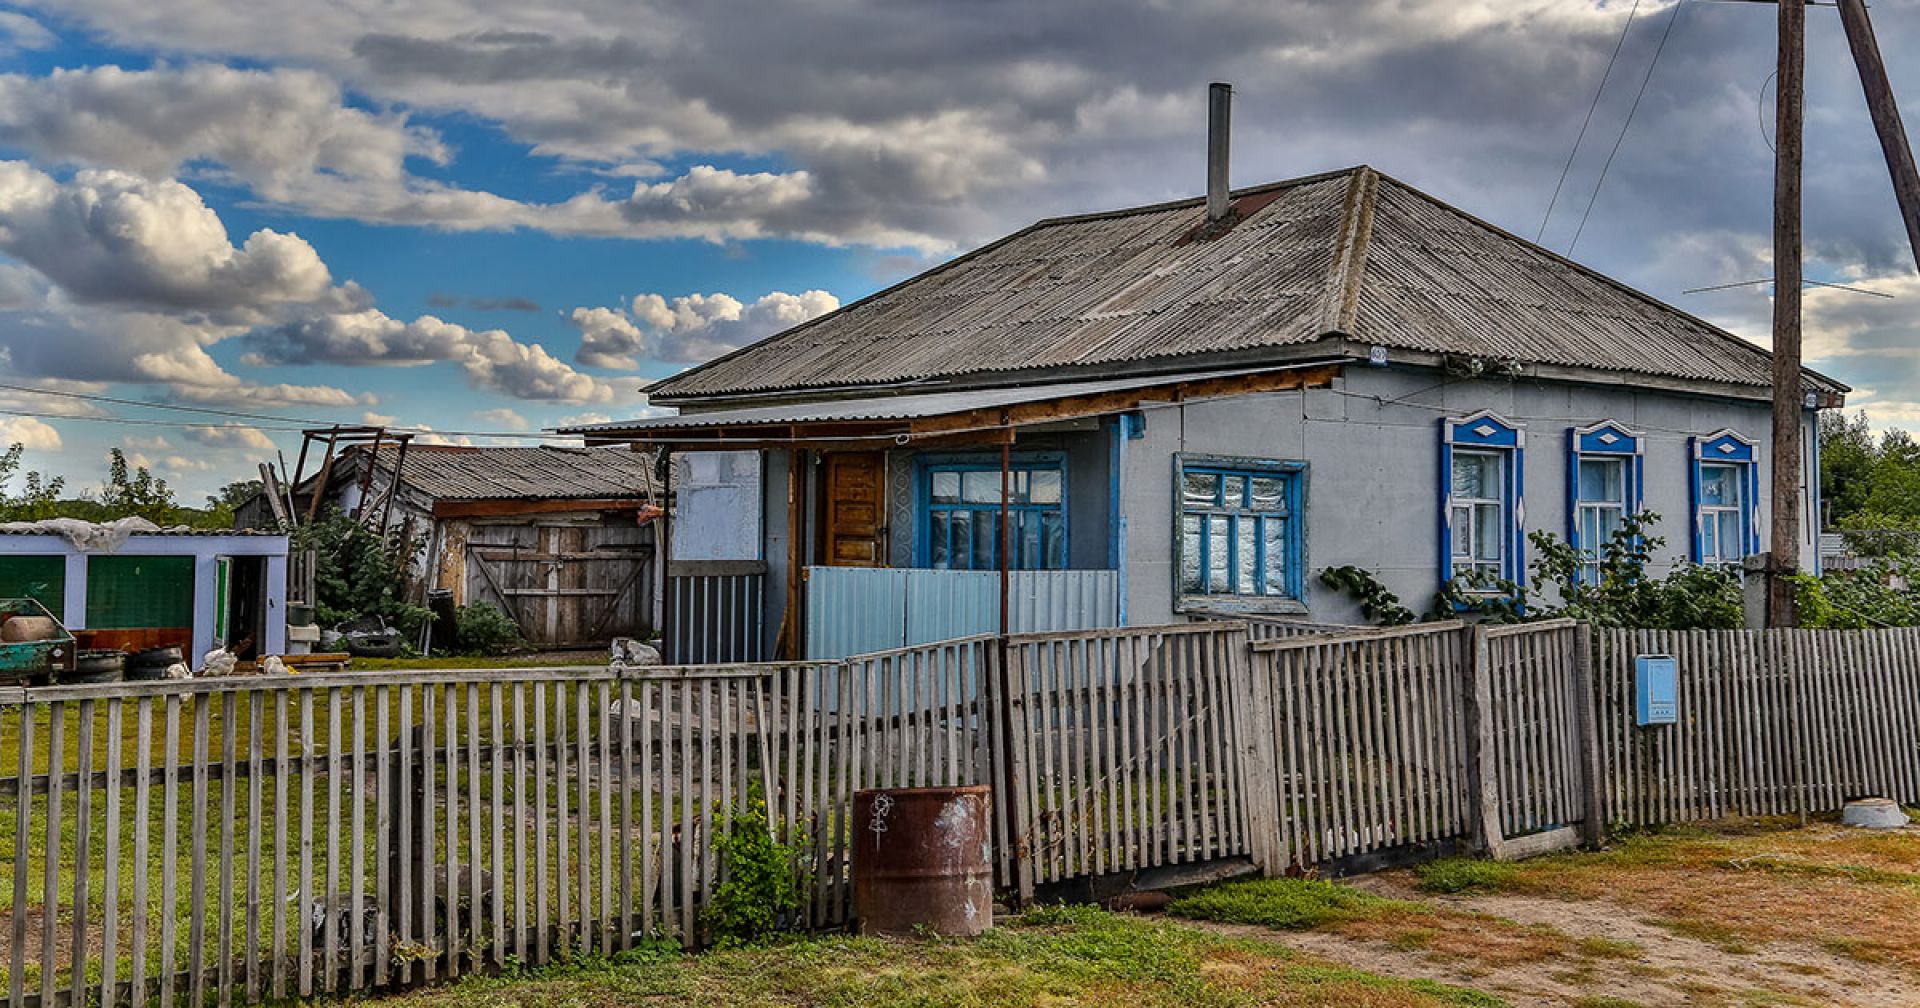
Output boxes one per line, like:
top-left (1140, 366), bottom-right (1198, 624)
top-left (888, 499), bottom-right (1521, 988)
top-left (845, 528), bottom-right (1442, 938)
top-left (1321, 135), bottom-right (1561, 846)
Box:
top-left (852, 785), bottom-right (993, 936)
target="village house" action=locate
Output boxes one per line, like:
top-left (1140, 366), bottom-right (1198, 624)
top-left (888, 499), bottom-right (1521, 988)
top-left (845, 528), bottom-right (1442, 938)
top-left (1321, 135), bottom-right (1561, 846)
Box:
top-left (565, 159), bottom-right (1842, 661)
top-left (249, 443), bottom-right (664, 648)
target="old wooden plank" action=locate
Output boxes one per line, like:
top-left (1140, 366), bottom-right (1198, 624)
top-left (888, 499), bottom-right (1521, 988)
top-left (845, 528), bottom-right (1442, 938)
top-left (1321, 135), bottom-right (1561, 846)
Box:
top-left (100, 699), bottom-right (122, 1008)
top-left (9, 703), bottom-right (31, 1008)
top-left (69, 700), bottom-right (94, 1008)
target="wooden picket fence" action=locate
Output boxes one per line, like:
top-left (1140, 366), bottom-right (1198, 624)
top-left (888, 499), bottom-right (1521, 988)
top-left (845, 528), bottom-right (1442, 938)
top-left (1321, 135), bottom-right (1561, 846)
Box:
top-left (1594, 627), bottom-right (1920, 826)
top-left (5, 619), bottom-right (1920, 1007)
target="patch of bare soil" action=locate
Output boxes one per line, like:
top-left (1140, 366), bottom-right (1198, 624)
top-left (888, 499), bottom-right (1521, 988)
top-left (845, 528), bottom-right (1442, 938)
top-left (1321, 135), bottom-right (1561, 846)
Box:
top-left (1186, 872), bottom-right (1920, 1007)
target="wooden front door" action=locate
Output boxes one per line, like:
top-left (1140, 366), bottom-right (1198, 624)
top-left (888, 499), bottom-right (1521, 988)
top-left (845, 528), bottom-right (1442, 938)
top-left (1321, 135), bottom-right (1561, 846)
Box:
top-left (822, 452), bottom-right (886, 567)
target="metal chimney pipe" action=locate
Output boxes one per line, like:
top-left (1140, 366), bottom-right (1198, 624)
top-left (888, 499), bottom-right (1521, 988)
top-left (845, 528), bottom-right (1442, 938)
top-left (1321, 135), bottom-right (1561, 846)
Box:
top-left (1207, 82), bottom-right (1232, 222)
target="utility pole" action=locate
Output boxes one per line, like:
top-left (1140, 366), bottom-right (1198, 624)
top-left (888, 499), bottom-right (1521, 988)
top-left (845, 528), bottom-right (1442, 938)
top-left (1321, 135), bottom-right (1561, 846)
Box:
top-left (1836, 0), bottom-right (1920, 270)
top-left (1768, 0), bottom-right (1805, 627)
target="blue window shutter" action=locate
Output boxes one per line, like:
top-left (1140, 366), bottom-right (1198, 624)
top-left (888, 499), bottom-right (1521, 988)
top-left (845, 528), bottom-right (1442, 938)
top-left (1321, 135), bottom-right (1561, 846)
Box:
top-left (1511, 435), bottom-right (1527, 586)
top-left (1565, 428), bottom-right (1580, 554)
top-left (1438, 420), bottom-right (1451, 571)
top-left (1688, 436), bottom-right (1705, 563)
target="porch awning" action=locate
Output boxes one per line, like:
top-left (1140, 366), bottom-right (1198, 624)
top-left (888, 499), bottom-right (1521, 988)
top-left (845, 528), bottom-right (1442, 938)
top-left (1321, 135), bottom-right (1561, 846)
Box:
top-left (558, 361), bottom-right (1341, 446)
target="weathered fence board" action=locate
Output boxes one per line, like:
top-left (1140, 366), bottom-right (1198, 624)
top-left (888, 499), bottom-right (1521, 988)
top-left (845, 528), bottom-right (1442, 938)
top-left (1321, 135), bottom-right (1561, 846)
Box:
top-left (1594, 627), bottom-right (1920, 827)
top-left (7, 619), bottom-right (1920, 1008)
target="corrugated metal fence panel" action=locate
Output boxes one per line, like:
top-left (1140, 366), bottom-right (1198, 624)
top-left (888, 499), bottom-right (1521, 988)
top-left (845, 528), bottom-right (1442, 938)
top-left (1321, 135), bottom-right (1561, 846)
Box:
top-left (666, 573), bottom-right (767, 664)
top-left (1006, 570), bottom-right (1120, 635)
top-left (804, 567), bottom-right (1120, 660)
top-left (804, 567), bottom-right (909, 662)
top-left (903, 571), bottom-right (996, 647)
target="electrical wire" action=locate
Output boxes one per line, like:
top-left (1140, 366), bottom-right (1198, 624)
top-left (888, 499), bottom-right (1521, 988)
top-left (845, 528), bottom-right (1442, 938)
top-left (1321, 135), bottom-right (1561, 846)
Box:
top-left (1538, 0), bottom-right (1643, 242)
top-left (1681, 276), bottom-right (1889, 297)
top-left (1568, 0), bottom-right (1688, 255)
top-left (1758, 69), bottom-right (1779, 153)
top-left (0, 381), bottom-right (583, 440)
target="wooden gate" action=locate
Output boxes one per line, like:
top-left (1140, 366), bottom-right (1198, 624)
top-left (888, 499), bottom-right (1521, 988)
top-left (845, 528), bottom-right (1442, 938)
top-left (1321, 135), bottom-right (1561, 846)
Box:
top-left (464, 522), bottom-right (655, 647)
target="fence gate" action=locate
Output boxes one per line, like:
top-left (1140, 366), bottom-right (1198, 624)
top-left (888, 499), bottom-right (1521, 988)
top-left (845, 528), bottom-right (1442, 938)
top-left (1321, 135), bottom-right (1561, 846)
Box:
top-left (998, 622), bottom-right (1254, 901)
top-left (1240, 619), bottom-right (1599, 872)
top-left (1474, 620), bottom-right (1599, 858)
top-left (464, 521), bottom-right (655, 647)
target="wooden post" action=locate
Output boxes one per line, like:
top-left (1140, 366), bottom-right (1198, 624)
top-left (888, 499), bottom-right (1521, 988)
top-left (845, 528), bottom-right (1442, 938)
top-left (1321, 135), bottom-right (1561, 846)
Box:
top-left (783, 448), bottom-right (804, 660)
top-left (1570, 623), bottom-right (1607, 847)
top-left (1463, 625), bottom-right (1505, 856)
top-left (1768, 0), bottom-right (1806, 627)
top-left (1837, 0), bottom-right (1920, 271)
top-left (305, 428), bottom-right (340, 524)
top-left (998, 422), bottom-right (1012, 639)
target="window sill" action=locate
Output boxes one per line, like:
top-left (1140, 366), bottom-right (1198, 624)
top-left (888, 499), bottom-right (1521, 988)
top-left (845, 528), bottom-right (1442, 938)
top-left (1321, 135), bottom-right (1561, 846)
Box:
top-left (1175, 595), bottom-right (1309, 616)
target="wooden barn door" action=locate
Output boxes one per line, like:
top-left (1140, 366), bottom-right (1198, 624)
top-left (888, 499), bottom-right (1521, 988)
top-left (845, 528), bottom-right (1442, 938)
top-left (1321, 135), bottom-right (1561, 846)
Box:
top-left (821, 452), bottom-right (885, 567)
top-left (465, 521), bottom-right (656, 647)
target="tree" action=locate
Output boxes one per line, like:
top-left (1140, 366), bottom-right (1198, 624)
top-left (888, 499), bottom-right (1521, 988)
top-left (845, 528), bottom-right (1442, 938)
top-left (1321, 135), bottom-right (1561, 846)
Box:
top-left (0, 442), bottom-right (65, 522)
top-left (202, 479), bottom-right (262, 528)
top-left (98, 448), bottom-right (179, 523)
top-left (1819, 410), bottom-right (1876, 523)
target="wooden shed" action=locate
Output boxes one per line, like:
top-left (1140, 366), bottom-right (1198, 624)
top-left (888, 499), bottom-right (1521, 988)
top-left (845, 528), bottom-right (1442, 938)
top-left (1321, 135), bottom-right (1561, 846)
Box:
top-left (264, 444), bottom-right (664, 648)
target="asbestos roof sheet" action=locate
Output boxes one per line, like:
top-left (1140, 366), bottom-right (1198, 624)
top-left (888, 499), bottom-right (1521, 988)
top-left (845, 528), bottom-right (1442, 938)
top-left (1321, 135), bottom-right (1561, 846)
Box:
top-left (557, 365), bottom-right (1307, 435)
top-left (358, 445), bottom-right (660, 501)
top-left (642, 166), bottom-right (1843, 403)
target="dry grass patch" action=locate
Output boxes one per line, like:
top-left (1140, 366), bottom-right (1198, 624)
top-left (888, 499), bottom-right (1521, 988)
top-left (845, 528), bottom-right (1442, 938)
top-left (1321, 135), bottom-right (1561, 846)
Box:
top-left (1167, 877), bottom-right (1633, 971)
top-left (1467, 820), bottom-right (1920, 969)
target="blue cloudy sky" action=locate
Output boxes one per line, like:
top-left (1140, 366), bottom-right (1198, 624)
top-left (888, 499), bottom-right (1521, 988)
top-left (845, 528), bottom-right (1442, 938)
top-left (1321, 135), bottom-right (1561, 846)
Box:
top-left (0, 0), bottom-right (1917, 501)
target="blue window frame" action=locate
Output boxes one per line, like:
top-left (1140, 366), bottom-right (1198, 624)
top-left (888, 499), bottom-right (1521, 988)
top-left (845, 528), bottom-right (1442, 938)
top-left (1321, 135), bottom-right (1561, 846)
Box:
top-left (1440, 412), bottom-right (1526, 585)
top-left (1568, 422), bottom-right (1644, 583)
top-left (914, 453), bottom-right (1067, 570)
top-left (1173, 454), bottom-right (1307, 610)
top-left (1689, 430), bottom-right (1760, 567)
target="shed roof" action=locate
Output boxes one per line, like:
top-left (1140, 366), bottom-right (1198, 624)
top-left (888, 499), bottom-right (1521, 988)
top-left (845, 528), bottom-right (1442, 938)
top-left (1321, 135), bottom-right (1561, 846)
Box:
top-left (644, 166), bottom-right (1843, 404)
top-left (357, 445), bottom-right (660, 502)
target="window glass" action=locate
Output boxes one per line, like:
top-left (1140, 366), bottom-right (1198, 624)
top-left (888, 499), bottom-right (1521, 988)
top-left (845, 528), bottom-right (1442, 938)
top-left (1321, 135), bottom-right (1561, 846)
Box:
top-left (1449, 447), bottom-right (1510, 579)
top-left (1264, 521), bottom-right (1289, 595)
top-left (1453, 452), bottom-right (1499, 499)
top-left (1578, 458), bottom-right (1624, 503)
top-left (1029, 469), bottom-right (1062, 505)
top-left (1176, 460), bottom-right (1302, 601)
top-left (921, 457), bottom-right (1068, 571)
top-left (1183, 472), bottom-right (1220, 507)
top-left (1698, 459), bottom-right (1750, 565)
top-left (1180, 514), bottom-right (1203, 593)
top-left (961, 470), bottom-right (999, 504)
top-left (1250, 476), bottom-right (1286, 510)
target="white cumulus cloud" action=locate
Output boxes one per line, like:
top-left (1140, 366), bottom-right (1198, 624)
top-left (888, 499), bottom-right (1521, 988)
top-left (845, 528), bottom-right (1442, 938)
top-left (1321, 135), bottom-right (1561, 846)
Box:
top-left (572, 288), bottom-right (838, 368)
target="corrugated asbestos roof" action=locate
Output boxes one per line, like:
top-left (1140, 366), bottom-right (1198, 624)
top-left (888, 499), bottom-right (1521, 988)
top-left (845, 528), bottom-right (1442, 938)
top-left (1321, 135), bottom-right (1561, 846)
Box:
top-left (644, 166), bottom-right (1843, 403)
top-left (357, 445), bottom-right (659, 501)
top-left (558, 366), bottom-right (1301, 434)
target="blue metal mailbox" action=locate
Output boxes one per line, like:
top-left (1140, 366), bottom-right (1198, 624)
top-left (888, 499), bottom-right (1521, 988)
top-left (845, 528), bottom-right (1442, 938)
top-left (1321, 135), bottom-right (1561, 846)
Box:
top-left (1635, 654), bottom-right (1678, 726)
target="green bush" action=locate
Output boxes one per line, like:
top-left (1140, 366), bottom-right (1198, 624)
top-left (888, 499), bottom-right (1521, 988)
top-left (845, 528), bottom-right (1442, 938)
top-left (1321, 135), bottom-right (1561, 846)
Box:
top-left (292, 509), bottom-right (431, 635)
top-left (1321, 511), bottom-right (1744, 630)
top-left (703, 790), bottom-right (809, 947)
top-left (1412, 858), bottom-right (1519, 895)
top-left (454, 601), bottom-right (525, 656)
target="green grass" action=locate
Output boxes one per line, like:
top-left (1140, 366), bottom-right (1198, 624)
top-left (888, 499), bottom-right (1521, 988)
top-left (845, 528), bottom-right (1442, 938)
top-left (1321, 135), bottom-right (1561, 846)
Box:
top-left (360, 905), bottom-right (1506, 1008)
top-left (1164, 877), bottom-right (1415, 930)
top-left (348, 653), bottom-right (610, 671)
top-left (1411, 859), bottom-right (1520, 895)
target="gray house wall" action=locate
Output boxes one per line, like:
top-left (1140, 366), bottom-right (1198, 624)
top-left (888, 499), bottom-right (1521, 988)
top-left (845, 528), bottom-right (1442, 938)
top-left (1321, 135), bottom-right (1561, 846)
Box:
top-left (1120, 366), bottom-right (1820, 626)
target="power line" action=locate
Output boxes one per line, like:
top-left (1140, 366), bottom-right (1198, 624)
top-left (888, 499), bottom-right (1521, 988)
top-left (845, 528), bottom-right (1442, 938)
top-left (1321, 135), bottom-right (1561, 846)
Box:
top-left (1681, 277), bottom-right (1896, 298)
top-left (0, 382), bottom-right (584, 440)
top-left (1568, 0), bottom-right (1688, 255)
top-left (1538, 0), bottom-right (1643, 242)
